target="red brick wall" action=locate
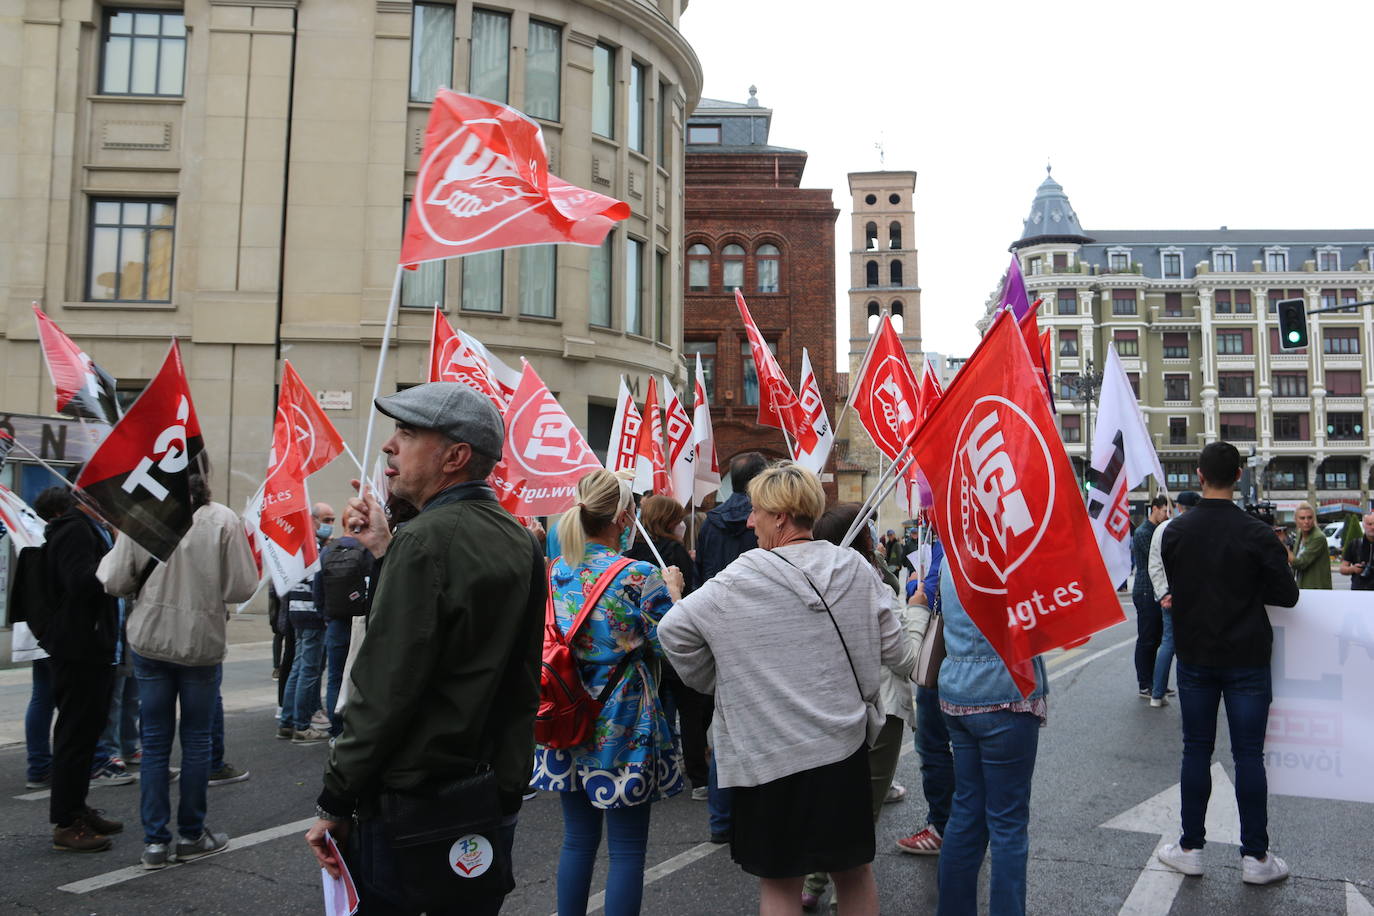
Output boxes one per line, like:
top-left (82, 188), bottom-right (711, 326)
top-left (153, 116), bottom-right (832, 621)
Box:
top-left (684, 151), bottom-right (839, 500)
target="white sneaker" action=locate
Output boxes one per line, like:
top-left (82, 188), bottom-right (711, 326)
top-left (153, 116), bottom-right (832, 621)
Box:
top-left (1156, 843), bottom-right (1203, 876)
top-left (1242, 853), bottom-right (1290, 885)
top-left (1149, 696), bottom-right (1168, 708)
top-left (690, 786), bottom-right (709, 801)
top-left (885, 782), bottom-right (908, 804)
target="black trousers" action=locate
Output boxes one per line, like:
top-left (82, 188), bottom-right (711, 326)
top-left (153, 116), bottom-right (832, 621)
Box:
top-left (667, 672), bottom-right (713, 788)
top-left (1133, 593), bottom-right (1163, 690)
top-left (49, 659), bottom-right (115, 826)
top-left (277, 626), bottom-right (295, 707)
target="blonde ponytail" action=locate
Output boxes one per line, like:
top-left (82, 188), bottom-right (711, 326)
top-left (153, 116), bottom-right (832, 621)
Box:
top-left (557, 469), bottom-right (633, 568)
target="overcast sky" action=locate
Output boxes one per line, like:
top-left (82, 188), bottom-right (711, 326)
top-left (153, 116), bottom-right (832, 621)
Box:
top-left (679, 0), bottom-right (1374, 362)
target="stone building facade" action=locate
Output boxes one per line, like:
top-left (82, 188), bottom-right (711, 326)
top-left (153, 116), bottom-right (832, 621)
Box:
top-left (983, 171), bottom-right (1374, 520)
top-left (682, 88), bottom-right (838, 498)
top-left (0, 0), bottom-right (701, 512)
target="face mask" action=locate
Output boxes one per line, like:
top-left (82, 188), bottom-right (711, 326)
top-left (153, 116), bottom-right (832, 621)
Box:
top-left (316, 523), bottom-right (333, 540)
top-left (673, 521), bottom-right (686, 540)
top-left (618, 521), bottom-right (634, 553)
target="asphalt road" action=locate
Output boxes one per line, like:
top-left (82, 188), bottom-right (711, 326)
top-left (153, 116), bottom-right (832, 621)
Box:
top-left (2, 590), bottom-right (1372, 915)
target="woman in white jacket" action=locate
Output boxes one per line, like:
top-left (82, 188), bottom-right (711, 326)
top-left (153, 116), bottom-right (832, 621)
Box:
top-left (660, 463), bottom-right (914, 916)
top-left (98, 470), bottom-right (258, 871)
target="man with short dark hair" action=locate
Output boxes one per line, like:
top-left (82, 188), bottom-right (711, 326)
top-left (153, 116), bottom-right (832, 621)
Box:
top-left (305, 382), bottom-right (544, 916)
top-left (1339, 512), bottom-right (1374, 590)
top-left (1131, 495), bottom-right (1172, 698)
top-left (692, 450), bottom-right (766, 845)
top-left (1156, 442), bottom-right (1299, 885)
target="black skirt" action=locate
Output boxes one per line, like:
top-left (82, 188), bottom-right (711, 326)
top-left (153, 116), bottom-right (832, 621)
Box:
top-left (729, 743), bottom-right (874, 879)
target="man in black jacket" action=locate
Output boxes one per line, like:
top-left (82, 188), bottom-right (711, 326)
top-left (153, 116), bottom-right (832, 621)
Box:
top-left (40, 499), bottom-right (123, 852)
top-left (1155, 441), bottom-right (1299, 886)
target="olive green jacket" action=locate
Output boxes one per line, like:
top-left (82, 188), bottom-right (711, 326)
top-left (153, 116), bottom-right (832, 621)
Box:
top-left (1291, 529), bottom-right (1332, 590)
top-left (320, 484), bottom-right (544, 817)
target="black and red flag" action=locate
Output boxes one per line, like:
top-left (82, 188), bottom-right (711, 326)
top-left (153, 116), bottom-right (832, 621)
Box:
top-left (33, 305), bottom-right (121, 425)
top-left (75, 340), bottom-right (204, 561)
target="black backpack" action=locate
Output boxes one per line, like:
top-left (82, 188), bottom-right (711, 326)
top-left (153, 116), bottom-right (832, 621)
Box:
top-left (9, 545), bottom-right (51, 638)
top-left (320, 541), bottom-right (371, 620)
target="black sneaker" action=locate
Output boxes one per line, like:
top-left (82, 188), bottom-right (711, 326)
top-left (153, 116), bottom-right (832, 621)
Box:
top-left (208, 764), bottom-right (250, 787)
top-left (175, 830), bottom-right (229, 862)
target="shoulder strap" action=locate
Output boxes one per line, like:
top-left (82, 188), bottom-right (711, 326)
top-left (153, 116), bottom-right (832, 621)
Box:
top-left (765, 549), bottom-right (865, 701)
top-left (553, 556), bottom-right (635, 641)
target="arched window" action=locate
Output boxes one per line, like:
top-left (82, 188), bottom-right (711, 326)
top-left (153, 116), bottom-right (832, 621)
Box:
top-left (722, 244), bottom-right (745, 290)
top-left (865, 260), bottom-right (878, 287)
top-left (865, 222), bottom-right (878, 251)
top-left (890, 260), bottom-right (903, 286)
top-left (687, 243), bottom-right (710, 291)
top-left (891, 300), bottom-right (905, 334)
top-left (889, 221), bottom-right (902, 250)
top-left (866, 300), bottom-right (880, 335)
top-left (756, 243), bottom-right (780, 293)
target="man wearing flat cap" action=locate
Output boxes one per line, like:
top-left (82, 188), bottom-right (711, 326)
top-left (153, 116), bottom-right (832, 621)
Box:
top-left (305, 382), bottom-right (545, 914)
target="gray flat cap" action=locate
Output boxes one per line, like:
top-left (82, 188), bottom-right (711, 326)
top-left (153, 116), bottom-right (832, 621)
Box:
top-left (375, 382), bottom-right (504, 459)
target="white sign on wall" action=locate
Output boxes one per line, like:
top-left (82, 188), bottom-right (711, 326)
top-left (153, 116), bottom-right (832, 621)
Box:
top-left (316, 390), bottom-right (353, 411)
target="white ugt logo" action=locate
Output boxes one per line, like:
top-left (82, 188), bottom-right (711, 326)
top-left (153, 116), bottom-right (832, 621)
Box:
top-left (122, 395), bottom-right (191, 502)
top-left (963, 411), bottom-right (1032, 550)
top-left (522, 402), bottom-right (584, 467)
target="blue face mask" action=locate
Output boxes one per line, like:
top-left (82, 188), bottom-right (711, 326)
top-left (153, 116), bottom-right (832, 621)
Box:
top-left (316, 523), bottom-right (334, 540)
top-left (618, 521), bottom-right (634, 553)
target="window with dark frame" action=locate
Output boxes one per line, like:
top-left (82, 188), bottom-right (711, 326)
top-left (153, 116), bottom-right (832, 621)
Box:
top-left (589, 234), bottom-right (612, 326)
top-left (1325, 370), bottom-right (1362, 396)
top-left (1318, 457), bottom-right (1359, 489)
top-left (100, 9), bottom-right (186, 96)
top-left (1267, 458), bottom-right (1307, 490)
top-left (1318, 249), bottom-right (1341, 271)
top-left (525, 20), bottom-right (561, 121)
top-left (592, 43), bottom-right (614, 139)
top-left (1113, 330), bottom-right (1139, 357)
top-left (461, 250), bottom-right (502, 313)
top-left (1111, 289), bottom-right (1137, 315)
top-left (1266, 288), bottom-right (1304, 314)
top-left (1214, 289), bottom-right (1232, 314)
top-left (1322, 327), bottom-right (1360, 355)
top-left (1272, 372), bottom-right (1307, 397)
top-left (1053, 252), bottom-right (1067, 270)
top-left (655, 250), bottom-right (667, 343)
top-left (1165, 460), bottom-right (1192, 490)
top-left (1057, 289), bottom-right (1077, 315)
top-left (684, 341), bottom-right (715, 403)
top-left (1273, 414), bottom-right (1309, 441)
top-left (1162, 252), bottom-right (1182, 279)
top-left (658, 80), bottom-right (671, 163)
top-left (1108, 251), bottom-right (1129, 271)
top-left (1217, 371), bottom-right (1254, 398)
top-left (469, 9), bottom-right (510, 102)
top-left (1168, 417), bottom-right (1187, 445)
top-left (1058, 329), bottom-right (1078, 357)
top-left (722, 244), bottom-right (744, 290)
top-left (756, 244), bottom-right (780, 293)
top-left (1127, 372), bottom-right (1140, 399)
top-left (628, 61), bottom-right (646, 154)
top-left (687, 243), bottom-right (710, 292)
top-left (409, 3), bottom-right (454, 102)
top-left (865, 260), bottom-right (878, 287)
top-left (1215, 329), bottom-right (1251, 355)
top-left (1162, 332), bottom-right (1189, 358)
top-left (1058, 374), bottom-right (1079, 400)
top-left (625, 237), bottom-right (644, 335)
top-left (1060, 413), bottom-right (1081, 443)
top-left (741, 339), bottom-right (777, 407)
top-left (87, 198), bottom-right (176, 302)
top-left (401, 199), bottom-right (445, 308)
top-left (889, 260), bottom-right (903, 286)
top-left (517, 245), bottom-right (555, 318)
top-left (1326, 412), bottom-right (1364, 441)
top-left (686, 123), bottom-right (720, 144)
top-left (1164, 375), bottom-right (1190, 401)
top-left (1212, 251), bottom-right (1235, 272)
top-left (1266, 250), bottom-right (1287, 272)
top-left (1218, 412), bottom-right (1256, 441)
top-left (1164, 292), bottom-right (1183, 316)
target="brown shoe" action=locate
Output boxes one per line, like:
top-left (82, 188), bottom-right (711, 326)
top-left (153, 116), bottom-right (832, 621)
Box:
top-left (80, 807), bottom-right (124, 835)
top-left (53, 822), bottom-right (113, 853)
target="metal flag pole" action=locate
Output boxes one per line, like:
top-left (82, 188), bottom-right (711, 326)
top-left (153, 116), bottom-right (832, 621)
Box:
top-left (839, 429), bottom-right (921, 548)
top-left (357, 264), bottom-right (405, 500)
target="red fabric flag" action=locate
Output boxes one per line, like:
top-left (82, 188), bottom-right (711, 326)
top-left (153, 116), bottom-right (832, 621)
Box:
top-left (606, 377), bottom-right (643, 474)
top-left (489, 362), bottom-right (603, 516)
top-left (401, 92), bottom-right (630, 266)
top-left (76, 341), bottom-right (204, 561)
top-left (691, 353), bottom-right (721, 506)
top-left (33, 305), bottom-right (120, 425)
top-left (278, 361), bottom-right (345, 477)
top-left (427, 308), bottom-right (507, 414)
top-left (662, 377), bottom-right (695, 507)
top-left (1017, 308), bottom-right (1056, 411)
top-left (912, 311), bottom-right (1125, 696)
top-left (1038, 329), bottom-right (1052, 374)
top-left (632, 376), bottom-right (670, 496)
top-left (250, 406), bottom-right (320, 595)
top-left (851, 315), bottom-right (922, 461)
top-left (734, 290), bottom-right (815, 452)
top-left (898, 356), bottom-right (945, 515)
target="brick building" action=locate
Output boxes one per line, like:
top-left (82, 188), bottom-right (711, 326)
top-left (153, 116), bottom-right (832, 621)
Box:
top-left (682, 87), bottom-right (839, 497)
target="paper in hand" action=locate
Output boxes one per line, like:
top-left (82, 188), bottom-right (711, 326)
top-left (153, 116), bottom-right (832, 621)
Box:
top-left (320, 830), bottom-right (359, 916)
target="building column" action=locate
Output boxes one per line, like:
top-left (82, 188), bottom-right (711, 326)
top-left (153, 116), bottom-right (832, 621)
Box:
top-left (1308, 287), bottom-right (1327, 451)
top-left (1197, 289), bottom-right (1217, 441)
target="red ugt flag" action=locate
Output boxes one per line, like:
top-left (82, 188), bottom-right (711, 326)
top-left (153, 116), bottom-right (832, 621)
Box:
top-left (488, 362), bottom-right (603, 517)
top-left (76, 341), bottom-right (204, 561)
top-left (427, 308), bottom-right (507, 415)
top-left (279, 361), bottom-right (345, 477)
top-left (632, 376), bottom-right (670, 496)
top-left (734, 291), bottom-right (815, 453)
top-left (33, 305), bottom-right (121, 425)
top-left (912, 311), bottom-right (1124, 696)
top-left (401, 92), bottom-right (630, 266)
top-left (606, 377), bottom-right (643, 474)
top-left (254, 407), bottom-right (319, 594)
top-left (852, 315), bottom-right (921, 461)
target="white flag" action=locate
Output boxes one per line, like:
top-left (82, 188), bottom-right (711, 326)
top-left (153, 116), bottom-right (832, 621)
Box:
top-left (662, 375), bottom-right (695, 507)
top-left (691, 353), bottom-right (721, 506)
top-left (244, 482), bottom-right (320, 595)
top-left (0, 485), bottom-right (46, 550)
top-left (1087, 344), bottom-right (1167, 586)
top-left (792, 349), bottom-right (834, 475)
top-left (455, 329), bottom-right (521, 402)
top-left (606, 376), bottom-right (643, 474)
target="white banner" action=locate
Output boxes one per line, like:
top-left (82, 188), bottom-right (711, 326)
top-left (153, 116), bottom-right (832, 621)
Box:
top-left (1265, 590), bottom-right (1374, 803)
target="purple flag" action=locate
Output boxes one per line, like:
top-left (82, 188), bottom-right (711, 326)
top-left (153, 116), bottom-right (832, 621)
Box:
top-left (999, 254), bottom-right (1031, 320)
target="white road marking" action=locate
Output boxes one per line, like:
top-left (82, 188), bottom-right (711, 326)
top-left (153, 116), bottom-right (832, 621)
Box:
top-left (1348, 882), bottom-right (1374, 915)
top-left (59, 817), bottom-right (316, 894)
top-left (1047, 636), bottom-right (1135, 682)
top-left (554, 841), bottom-right (725, 916)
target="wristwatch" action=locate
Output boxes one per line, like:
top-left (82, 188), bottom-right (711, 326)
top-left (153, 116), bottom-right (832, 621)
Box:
top-left (315, 804), bottom-right (348, 823)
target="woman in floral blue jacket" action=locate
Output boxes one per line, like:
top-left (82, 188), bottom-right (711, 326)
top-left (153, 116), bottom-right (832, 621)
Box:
top-left (531, 469), bottom-right (683, 916)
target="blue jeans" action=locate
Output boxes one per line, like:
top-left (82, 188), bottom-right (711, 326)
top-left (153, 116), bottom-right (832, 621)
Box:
top-left (707, 750), bottom-right (732, 837)
top-left (324, 618), bottom-right (352, 736)
top-left (212, 666), bottom-right (225, 771)
top-left (1151, 611), bottom-right (1175, 700)
top-left (280, 625), bottom-right (325, 731)
top-left (95, 669), bottom-right (140, 768)
top-left (1133, 594), bottom-right (1163, 690)
top-left (915, 685), bottom-right (954, 834)
top-left (557, 791), bottom-right (652, 916)
top-left (25, 658), bottom-right (55, 782)
top-left (133, 653), bottom-right (219, 845)
top-left (938, 709), bottom-right (1040, 916)
top-left (1176, 662), bottom-right (1272, 859)
top-left (347, 814), bottom-right (516, 915)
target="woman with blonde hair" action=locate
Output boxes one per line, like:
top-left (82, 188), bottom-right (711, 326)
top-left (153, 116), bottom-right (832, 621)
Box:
top-left (530, 469), bottom-right (683, 916)
top-left (659, 462), bottom-right (914, 916)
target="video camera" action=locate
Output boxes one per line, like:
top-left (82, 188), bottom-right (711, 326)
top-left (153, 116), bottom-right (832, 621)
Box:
top-left (1243, 501), bottom-right (1277, 528)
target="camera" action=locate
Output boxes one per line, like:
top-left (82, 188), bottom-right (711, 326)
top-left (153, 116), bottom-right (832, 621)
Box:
top-left (1244, 501), bottom-right (1276, 527)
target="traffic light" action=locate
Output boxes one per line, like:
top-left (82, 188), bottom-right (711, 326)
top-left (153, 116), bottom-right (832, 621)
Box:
top-left (1276, 298), bottom-right (1308, 349)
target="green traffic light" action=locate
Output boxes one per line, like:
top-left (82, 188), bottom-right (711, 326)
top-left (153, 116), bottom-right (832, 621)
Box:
top-left (1287, 330), bottom-right (1300, 343)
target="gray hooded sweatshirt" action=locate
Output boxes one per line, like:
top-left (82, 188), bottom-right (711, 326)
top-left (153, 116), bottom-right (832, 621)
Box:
top-left (659, 539), bottom-right (913, 788)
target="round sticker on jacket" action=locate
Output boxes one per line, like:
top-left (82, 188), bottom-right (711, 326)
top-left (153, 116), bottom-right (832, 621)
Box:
top-left (449, 834), bottom-right (493, 878)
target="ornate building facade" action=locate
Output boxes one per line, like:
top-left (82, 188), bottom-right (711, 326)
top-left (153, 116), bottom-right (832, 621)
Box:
top-left (983, 171), bottom-right (1374, 519)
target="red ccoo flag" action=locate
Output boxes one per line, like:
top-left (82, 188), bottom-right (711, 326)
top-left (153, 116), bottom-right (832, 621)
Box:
top-left (278, 361), bottom-right (345, 477)
top-left (75, 341), bottom-right (203, 561)
top-left (912, 311), bottom-right (1124, 696)
top-left (632, 376), bottom-right (670, 496)
top-left (401, 92), bottom-right (629, 266)
top-left (851, 314), bottom-right (921, 462)
top-left (33, 305), bottom-right (121, 425)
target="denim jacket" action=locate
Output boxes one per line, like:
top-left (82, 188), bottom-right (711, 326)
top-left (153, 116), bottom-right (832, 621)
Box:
top-left (936, 563), bottom-right (1048, 708)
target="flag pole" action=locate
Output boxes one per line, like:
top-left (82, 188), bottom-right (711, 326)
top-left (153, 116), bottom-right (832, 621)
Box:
top-left (633, 511), bottom-right (668, 569)
top-left (841, 449), bottom-right (917, 549)
top-left (7, 436), bottom-right (116, 527)
top-left (341, 442), bottom-right (367, 477)
top-left (357, 264), bottom-right (405, 499)
top-left (833, 309), bottom-right (887, 433)
top-left (840, 428), bottom-right (921, 548)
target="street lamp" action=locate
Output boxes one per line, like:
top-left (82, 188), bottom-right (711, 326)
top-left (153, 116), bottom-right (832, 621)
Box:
top-left (1056, 357), bottom-right (1105, 489)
